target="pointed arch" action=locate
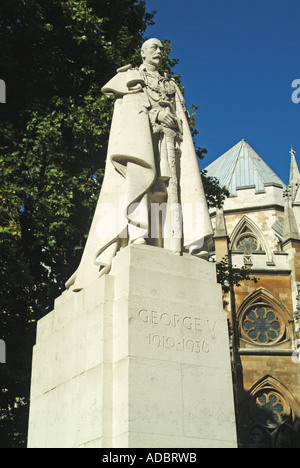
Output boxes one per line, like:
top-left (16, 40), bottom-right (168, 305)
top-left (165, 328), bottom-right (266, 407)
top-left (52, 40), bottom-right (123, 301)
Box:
top-left (237, 287), bottom-right (293, 346)
top-left (237, 287), bottom-right (293, 322)
top-left (242, 375), bottom-right (300, 448)
top-left (230, 215), bottom-right (273, 263)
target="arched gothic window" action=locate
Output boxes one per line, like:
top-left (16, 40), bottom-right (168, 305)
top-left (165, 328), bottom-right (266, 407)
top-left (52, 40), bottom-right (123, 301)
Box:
top-left (234, 226), bottom-right (260, 265)
top-left (237, 288), bottom-right (292, 347)
top-left (242, 306), bottom-right (285, 345)
top-left (236, 234), bottom-right (259, 256)
top-left (230, 215), bottom-right (273, 265)
top-left (243, 377), bottom-right (300, 448)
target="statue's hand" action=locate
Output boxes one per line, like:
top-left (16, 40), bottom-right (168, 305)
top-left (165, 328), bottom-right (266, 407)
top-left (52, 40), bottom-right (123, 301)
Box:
top-left (157, 111), bottom-right (178, 129)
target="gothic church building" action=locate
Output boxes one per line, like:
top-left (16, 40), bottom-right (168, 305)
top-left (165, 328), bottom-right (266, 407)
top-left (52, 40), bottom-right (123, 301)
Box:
top-left (205, 139), bottom-right (300, 448)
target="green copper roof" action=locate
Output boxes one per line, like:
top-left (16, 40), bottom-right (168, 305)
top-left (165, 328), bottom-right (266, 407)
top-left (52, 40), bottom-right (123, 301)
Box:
top-left (204, 139), bottom-right (286, 194)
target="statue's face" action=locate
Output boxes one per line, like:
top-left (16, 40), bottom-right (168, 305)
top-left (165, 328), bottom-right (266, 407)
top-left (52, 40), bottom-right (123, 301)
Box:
top-left (141, 39), bottom-right (163, 69)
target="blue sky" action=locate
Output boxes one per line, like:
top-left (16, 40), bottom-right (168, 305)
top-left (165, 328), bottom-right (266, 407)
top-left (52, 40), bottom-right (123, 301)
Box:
top-left (145, 0), bottom-right (300, 184)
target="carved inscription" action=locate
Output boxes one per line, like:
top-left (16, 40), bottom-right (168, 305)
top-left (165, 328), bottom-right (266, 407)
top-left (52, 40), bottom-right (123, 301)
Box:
top-left (147, 334), bottom-right (211, 353)
top-left (138, 309), bottom-right (216, 354)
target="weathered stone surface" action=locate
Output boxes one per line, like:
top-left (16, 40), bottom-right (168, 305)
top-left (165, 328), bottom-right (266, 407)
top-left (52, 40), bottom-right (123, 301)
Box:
top-left (28, 245), bottom-right (237, 448)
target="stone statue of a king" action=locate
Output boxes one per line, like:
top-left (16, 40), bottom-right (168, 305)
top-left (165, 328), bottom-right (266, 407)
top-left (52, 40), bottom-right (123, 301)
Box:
top-left (67, 38), bottom-right (213, 291)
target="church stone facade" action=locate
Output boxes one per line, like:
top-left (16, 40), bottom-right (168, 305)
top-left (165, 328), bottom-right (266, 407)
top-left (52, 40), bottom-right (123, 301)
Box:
top-left (205, 139), bottom-right (300, 448)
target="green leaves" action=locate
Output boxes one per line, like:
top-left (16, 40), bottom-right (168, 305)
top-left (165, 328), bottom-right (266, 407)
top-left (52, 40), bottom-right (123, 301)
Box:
top-left (216, 255), bottom-right (259, 295)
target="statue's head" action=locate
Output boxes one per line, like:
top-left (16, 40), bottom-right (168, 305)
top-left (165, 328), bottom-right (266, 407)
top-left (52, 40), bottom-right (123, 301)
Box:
top-left (141, 38), bottom-right (163, 69)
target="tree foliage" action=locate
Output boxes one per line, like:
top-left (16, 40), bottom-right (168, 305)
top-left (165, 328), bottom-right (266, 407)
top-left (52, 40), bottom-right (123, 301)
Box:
top-left (216, 256), bottom-right (259, 296)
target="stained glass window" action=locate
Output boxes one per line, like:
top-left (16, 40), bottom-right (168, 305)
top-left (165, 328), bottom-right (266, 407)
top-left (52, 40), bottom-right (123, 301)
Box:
top-left (252, 392), bottom-right (285, 427)
top-left (242, 306), bottom-right (284, 344)
top-left (236, 235), bottom-right (258, 255)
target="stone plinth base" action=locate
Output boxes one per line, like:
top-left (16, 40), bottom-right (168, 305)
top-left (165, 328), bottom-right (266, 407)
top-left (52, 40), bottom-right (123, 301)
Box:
top-left (28, 245), bottom-right (237, 448)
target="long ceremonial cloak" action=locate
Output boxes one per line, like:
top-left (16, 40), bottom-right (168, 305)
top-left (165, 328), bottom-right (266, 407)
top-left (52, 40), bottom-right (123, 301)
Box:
top-left (66, 67), bottom-right (213, 291)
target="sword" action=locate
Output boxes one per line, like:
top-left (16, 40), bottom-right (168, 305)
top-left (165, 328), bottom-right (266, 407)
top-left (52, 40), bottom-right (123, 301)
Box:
top-left (159, 101), bottom-right (182, 254)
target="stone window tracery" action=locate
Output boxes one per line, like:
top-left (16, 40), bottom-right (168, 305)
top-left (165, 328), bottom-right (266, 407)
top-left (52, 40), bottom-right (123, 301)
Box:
top-left (243, 379), bottom-right (300, 448)
top-left (230, 215), bottom-right (274, 266)
top-left (242, 306), bottom-right (285, 345)
top-left (237, 288), bottom-right (292, 347)
top-left (233, 225), bottom-right (262, 266)
top-left (251, 391), bottom-right (287, 427)
top-left (236, 235), bottom-right (259, 255)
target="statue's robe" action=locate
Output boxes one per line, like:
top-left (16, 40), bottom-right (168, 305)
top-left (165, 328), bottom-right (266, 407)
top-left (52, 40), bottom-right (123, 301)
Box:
top-left (67, 67), bottom-right (213, 291)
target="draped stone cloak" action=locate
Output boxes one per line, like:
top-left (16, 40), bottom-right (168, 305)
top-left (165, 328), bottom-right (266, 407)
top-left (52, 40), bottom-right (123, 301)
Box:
top-left (66, 66), bottom-right (213, 291)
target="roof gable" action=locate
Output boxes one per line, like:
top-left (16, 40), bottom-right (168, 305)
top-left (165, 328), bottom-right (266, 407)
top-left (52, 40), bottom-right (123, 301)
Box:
top-left (204, 139), bottom-right (286, 194)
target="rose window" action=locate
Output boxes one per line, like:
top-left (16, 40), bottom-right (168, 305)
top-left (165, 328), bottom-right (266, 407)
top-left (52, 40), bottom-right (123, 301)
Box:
top-left (242, 306), bottom-right (284, 345)
top-left (236, 235), bottom-right (258, 255)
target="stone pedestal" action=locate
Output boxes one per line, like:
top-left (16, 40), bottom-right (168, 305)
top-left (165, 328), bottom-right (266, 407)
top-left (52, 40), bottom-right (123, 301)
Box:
top-left (28, 245), bottom-right (237, 448)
